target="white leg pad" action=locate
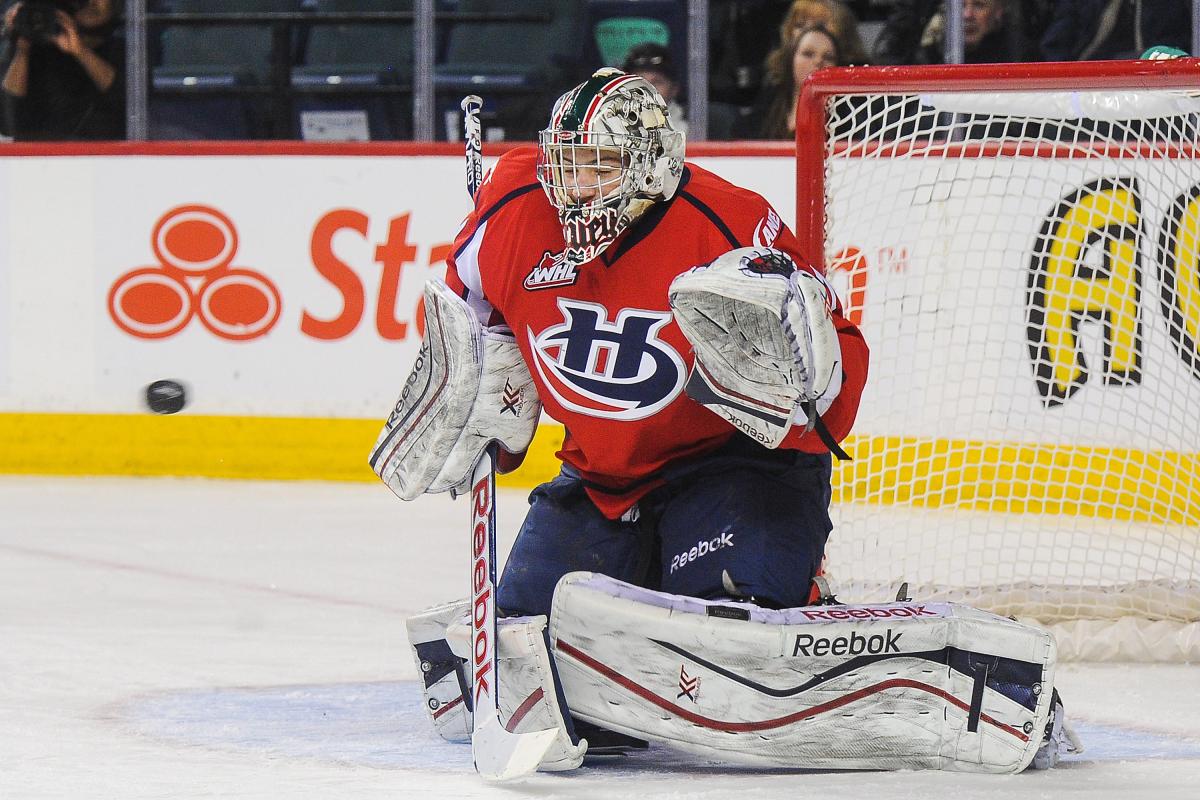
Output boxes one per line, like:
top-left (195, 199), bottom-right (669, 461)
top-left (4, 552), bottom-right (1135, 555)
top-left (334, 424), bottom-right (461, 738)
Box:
top-left (549, 572), bottom-right (1058, 773)
top-left (408, 601), bottom-right (587, 771)
top-left (406, 599), bottom-right (472, 742)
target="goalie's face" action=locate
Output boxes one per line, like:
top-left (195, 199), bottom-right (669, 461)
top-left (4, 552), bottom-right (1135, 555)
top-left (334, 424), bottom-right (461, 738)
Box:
top-left (537, 68), bottom-right (684, 262)
top-left (538, 138), bottom-right (633, 211)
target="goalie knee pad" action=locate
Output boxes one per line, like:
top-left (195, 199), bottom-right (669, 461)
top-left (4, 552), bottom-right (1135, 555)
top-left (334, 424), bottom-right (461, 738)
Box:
top-left (549, 572), bottom-right (1058, 773)
top-left (407, 601), bottom-right (587, 771)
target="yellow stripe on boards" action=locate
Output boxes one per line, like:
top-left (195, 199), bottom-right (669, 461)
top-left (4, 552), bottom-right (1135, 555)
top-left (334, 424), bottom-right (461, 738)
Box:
top-left (0, 413), bottom-right (564, 487)
top-left (833, 436), bottom-right (1200, 525)
top-left (0, 413), bottom-right (1194, 524)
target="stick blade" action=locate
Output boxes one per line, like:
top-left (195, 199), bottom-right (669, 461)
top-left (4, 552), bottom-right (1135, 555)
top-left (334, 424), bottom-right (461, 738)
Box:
top-left (472, 709), bottom-right (559, 781)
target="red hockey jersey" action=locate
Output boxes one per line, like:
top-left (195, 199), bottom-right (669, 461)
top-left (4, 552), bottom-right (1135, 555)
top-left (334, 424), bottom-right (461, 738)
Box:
top-left (446, 146), bottom-right (868, 519)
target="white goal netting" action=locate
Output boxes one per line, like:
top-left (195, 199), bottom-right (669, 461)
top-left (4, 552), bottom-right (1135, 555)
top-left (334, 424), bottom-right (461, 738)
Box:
top-left (801, 61), bottom-right (1200, 661)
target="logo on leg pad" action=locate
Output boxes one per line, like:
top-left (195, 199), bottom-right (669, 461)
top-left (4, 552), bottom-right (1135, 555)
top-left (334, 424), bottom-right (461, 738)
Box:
top-left (792, 629), bottom-right (903, 657)
top-left (669, 531), bottom-right (734, 574)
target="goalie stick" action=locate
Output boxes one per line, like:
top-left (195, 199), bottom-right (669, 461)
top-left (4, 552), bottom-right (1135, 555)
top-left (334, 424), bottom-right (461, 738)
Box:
top-left (458, 94), bottom-right (557, 781)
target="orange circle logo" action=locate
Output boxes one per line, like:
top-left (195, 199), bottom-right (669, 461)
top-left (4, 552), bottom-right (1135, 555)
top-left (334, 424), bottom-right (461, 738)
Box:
top-left (109, 205), bottom-right (281, 341)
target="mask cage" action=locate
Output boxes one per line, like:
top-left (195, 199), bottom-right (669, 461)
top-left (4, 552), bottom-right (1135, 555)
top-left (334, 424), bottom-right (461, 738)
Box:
top-left (536, 130), bottom-right (654, 214)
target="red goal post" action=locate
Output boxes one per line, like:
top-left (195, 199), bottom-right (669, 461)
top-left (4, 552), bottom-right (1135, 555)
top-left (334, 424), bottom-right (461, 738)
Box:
top-left (795, 59), bottom-right (1200, 661)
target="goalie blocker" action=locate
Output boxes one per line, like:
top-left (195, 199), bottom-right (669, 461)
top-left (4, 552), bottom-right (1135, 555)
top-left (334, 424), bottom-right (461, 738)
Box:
top-left (409, 572), bottom-right (1071, 773)
top-left (368, 279), bottom-right (542, 500)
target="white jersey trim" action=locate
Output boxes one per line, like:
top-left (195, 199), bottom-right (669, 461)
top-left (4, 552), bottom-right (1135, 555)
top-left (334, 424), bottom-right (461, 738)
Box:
top-left (454, 220), bottom-right (494, 325)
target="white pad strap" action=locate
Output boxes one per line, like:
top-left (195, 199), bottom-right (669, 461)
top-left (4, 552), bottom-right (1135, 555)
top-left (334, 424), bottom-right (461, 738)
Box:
top-left (408, 601), bottom-right (587, 771)
top-left (370, 279), bottom-right (542, 500)
top-left (668, 247), bottom-right (842, 449)
top-left (549, 572), bottom-right (1058, 773)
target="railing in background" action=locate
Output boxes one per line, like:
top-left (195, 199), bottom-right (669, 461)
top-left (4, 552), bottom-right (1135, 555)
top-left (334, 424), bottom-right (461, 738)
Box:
top-left (124, 4), bottom-right (554, 142)
top-left (127, 0), bottom-right (148, 140)
top-left (686, 0), bottom-right (708, 141)
top-left (413, 0), bottom-right (434, 141)
top-left (121, 0), bottom-right (1200, 143)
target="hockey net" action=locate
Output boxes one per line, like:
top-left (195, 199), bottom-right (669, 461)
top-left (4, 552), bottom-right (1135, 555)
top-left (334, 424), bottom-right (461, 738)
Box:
top-left (797, 60), bottom-right (1200, 661)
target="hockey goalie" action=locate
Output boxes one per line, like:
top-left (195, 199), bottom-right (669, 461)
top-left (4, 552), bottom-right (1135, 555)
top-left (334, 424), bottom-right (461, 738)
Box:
top-left (369, 67), bottom-right (1076, 777)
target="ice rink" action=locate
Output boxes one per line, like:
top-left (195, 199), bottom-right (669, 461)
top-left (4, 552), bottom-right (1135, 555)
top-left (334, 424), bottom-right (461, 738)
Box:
top-left (4, 476), bottom-right (1200, 800)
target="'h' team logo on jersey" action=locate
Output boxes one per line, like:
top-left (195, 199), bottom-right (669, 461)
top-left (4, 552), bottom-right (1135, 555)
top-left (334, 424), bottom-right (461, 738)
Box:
top-left (528, 299), bottom-right (686, 420)
top-left (524, 249), bottom-right (581, 290)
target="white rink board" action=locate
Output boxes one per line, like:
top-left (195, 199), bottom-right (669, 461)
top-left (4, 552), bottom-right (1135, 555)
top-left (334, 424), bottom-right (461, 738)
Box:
top-left (0, 153), bottom-right (794, 418)
top-left (824, 156), bottom-right (1200, 451)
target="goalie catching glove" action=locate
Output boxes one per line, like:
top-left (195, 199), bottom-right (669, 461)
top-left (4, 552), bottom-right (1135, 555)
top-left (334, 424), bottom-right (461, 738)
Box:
top-left (669, 247), bottom-right (843, 450)
top-left (369, 279), bottom-right (542, 500)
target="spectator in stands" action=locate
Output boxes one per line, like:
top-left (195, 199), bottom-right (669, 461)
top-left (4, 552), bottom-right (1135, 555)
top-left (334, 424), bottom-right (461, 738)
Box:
top-left (1, 0), bottom-right (124, 140)
top-left (711, 1), bottom-right (862, 140)
top-left (747, 24), bottom-right (840, 140)
top-left (1041, 0), bottom-right (1192, 61)
top-left (873, 0), bottom-right (1039, 65)
top-left (622, 42), bottom-right (688, 135)
top-left (774, 0), bottom-right (868, 65)
top-left (730, 0), bottom-right (862, 140)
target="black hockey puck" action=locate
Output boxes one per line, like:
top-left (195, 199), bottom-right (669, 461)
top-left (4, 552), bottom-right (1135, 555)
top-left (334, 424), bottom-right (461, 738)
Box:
top-left (146, 380), bottom-right (187, 414)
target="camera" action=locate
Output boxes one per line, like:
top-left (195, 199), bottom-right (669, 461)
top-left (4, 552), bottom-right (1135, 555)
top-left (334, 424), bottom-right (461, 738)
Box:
top-left (10, 1), bottom-right (87, 44)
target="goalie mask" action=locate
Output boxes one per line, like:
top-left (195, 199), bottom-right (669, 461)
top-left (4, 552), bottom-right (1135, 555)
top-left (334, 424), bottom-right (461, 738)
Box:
top-left (537, 67), bottom-right (686, 263)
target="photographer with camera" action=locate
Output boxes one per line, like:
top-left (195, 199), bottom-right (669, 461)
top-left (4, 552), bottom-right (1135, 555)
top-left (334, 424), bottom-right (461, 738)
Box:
top-left (1, 0), bottom-right (123, 140)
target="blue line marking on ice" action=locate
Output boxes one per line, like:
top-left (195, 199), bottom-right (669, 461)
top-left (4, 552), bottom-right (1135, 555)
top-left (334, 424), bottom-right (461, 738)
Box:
top-left (116, 681), bottom-right (1200, 770)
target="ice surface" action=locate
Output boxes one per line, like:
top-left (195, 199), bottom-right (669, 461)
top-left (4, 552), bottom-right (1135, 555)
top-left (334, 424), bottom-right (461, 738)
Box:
top-left (2, 476), bottom-right (1199, 799)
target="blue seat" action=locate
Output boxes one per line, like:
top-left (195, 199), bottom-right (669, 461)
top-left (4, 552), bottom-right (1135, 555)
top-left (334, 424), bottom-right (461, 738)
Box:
top-left (290, 0), bottom-right (413, 139)
top-left (434, 1), bottom-right (586, 140)
top-left (295, 0), bottom-right (413, 86)
top-left (583, 0), bottom-right (688, 92)
top-left (154, 0), bottom-right (303, 88)
top-left (435, 0), bottom-right (584, 94)
top-left (150, 1), bottom-right (302, 139)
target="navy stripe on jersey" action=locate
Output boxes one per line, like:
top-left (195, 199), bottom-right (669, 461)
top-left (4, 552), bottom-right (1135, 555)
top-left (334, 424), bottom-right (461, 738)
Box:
top-left (602, 195), bottom-right (672, 266)
top-left (678, 188), bottom-right (742, 250)
top-left (453, 182), bottom-right (541, 261)
top-left (602, 167), bottom-right (694, 266)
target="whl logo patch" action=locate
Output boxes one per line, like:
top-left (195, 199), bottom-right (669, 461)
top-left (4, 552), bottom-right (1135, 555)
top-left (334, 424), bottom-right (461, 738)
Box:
top-left (524, 250), bottom-right (581, 290)
top-left (670, 531), bottom-right (733, 574)
top-left (528, 299), bottom-right (685, 420)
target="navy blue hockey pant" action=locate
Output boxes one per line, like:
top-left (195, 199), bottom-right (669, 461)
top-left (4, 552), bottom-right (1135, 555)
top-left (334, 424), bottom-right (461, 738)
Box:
top-left (496, 439), bottom-right (833, 617)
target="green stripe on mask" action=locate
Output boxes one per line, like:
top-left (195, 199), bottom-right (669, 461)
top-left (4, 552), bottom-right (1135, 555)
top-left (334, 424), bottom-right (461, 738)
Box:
top-left (561, 72), bottom-right (619, 131)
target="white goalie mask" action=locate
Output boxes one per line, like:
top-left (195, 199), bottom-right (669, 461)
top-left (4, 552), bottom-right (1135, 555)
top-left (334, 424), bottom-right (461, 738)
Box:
top-left (537, 67), bottom-right (686, 263)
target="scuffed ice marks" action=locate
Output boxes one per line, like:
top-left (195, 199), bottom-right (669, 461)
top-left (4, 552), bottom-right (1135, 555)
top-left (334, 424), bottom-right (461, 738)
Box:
top-left (113, 680), bottom-right (1195, 771)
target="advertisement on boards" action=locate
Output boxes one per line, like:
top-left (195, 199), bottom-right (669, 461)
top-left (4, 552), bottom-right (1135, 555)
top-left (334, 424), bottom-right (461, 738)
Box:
top-left (92, 155), bottom-right (463, 418)
top-left (0, 151), bottom-right (795, 420)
